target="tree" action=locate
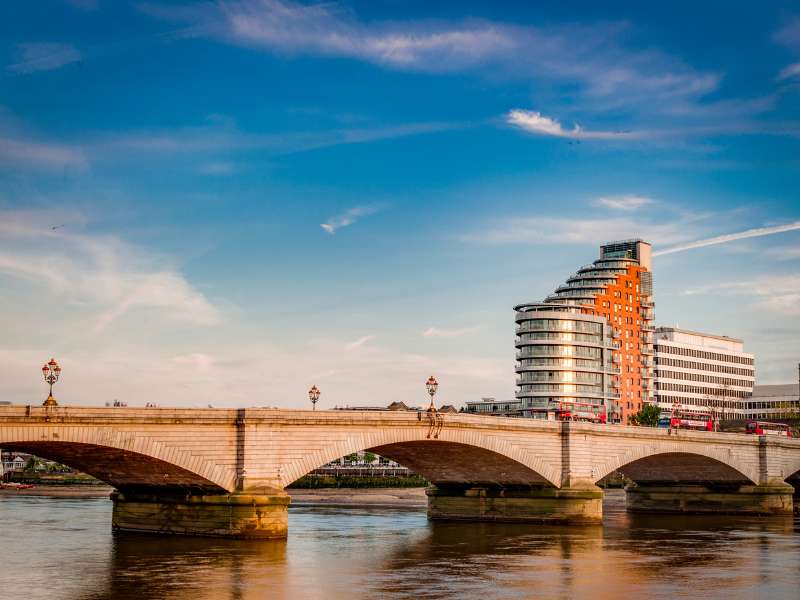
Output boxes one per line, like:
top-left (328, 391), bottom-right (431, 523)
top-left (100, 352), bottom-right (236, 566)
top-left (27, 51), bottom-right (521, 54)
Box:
top-left (363, 452), bottom-right (377, 464)
top-left (630, 404), bottom-right (661, 427)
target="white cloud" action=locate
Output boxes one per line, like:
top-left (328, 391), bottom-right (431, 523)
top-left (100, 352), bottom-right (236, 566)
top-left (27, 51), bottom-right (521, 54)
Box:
top-left (592, 195), bottom-right (654, 210)
top-left (0, 333), bottom-right (511, 408)
top-left (0, 135), bottom-right (87, 170)
top-left (461, 214), bottom-right (705, 246)
top-left (684, 275), bottom-right (800, 316)
top-left (8, 42), bottom-right (81, 74)
top-left (143, 1), bottom-right (720, 111)
top-left (198, 161), bottom-right (239, 175)
top-left (764, 246), bottom-right (800, 260)
top-left (422, 326), bottom-right (479, 338)
top-left (321, 204), bottom-right (383, 234)
top-left (344, 335), bottom-right (375, 351)
top-left (506, 110), bottom-right (639, 140)
top-left (0, 211), bottom-right (221, 330)
top-left (652, 221), bottom-right (800, 256)
top-left (777, 62), bottom-right (800, 81)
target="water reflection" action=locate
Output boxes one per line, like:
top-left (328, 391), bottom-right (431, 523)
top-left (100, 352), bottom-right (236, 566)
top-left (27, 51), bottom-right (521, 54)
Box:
top-left (84, 535), bottom-right (288, 600)
top-left (1, 493), bottom-right (799, 600)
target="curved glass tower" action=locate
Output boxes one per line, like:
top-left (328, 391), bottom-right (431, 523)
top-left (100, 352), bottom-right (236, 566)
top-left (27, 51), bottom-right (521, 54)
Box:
top-left (514, 239), bottom-right (654, 424)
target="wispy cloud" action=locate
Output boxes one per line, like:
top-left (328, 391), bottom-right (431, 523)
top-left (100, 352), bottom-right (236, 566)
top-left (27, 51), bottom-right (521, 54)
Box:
top-left (422, 326), bottom-right (480, 338)
top-left (0, 211), bottom-right (221, 330)
top-left (344, 334), bottom-right (375, 350)
top-left (143, 0), bottom-right (513, 72)
top-left (321, 204), bottom-right (384, 234)
top-left (198, 161), bottom-right (239, 175)
top-left (143, 0), bottom-right (720, 112)
top-left (774, 18), bottom-right (800, 51)
top-left (461, 214), bottom-right (709, 246)
top-left (685, 275), bottom-right (800, 316)
top-left (652, 221), bottom-right (800, 256)
top-left (777, 62), bottom-right (800, 81)
top-left (592, 195), bottom-right (654, 210)
top-left (0, 135), bottom-right (87, 170)
top-left (8, 42), bottom-right (81, 74)
top-left (86, 119), bottom-right (455, 161)
top-left (506, 110), bottom-right (639, 140)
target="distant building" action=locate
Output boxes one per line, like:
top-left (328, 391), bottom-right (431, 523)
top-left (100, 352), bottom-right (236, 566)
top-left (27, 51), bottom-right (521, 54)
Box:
top-left (653, 327), bottom-right (755, 419)
top-left (333, 402), bottom-right (423, 411)
top-left (514, 239), bottom-right (655, 424)
top-left (745, 384), bottom-right (800, 420)
top-left (464, 398), bottom-right (521, 416)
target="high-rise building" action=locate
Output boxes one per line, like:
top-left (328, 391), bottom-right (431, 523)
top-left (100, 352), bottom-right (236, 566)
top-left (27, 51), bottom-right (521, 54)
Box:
top-left (514, 239), bottom-right (655, 424)
top-left (653, 327), bottom-right (755, 419)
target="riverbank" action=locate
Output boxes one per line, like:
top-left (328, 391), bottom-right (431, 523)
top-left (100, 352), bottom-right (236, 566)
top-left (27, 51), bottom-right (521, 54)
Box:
top-left (0, 485), bottom-right (429, 507)
top-left (0, 484), bottom-right (114, 497)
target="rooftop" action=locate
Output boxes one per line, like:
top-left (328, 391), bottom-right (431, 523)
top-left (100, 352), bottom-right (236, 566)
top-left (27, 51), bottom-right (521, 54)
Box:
top-left (752, 384), bottom-right (799, 398)
top-left (654, 326), bottom-right (743, 345)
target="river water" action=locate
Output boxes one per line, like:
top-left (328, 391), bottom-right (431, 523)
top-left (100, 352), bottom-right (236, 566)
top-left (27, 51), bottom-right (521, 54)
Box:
top-left (1, 491), bottom-right (798, 600)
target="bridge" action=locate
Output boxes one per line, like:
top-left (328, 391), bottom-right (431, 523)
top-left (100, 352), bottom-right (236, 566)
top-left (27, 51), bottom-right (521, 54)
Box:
top-left (2, 405), bottom-right (799, 538)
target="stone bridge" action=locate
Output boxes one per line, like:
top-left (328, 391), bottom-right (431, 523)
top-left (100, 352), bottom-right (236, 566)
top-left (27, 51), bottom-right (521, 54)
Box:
top-left (2, 405), bottom-right (799, 538)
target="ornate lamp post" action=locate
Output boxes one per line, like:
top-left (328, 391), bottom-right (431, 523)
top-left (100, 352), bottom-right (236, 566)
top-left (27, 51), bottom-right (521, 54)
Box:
top-left (41, 358), bottom-right (61, 407)
top-left (308, 385), bottom-right (320, 411)
top-left (425, 375), bottom-right (438, 412)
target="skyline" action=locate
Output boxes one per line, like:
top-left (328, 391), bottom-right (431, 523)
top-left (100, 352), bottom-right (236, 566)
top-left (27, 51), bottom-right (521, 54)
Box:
top-left (1, 1), bottom-right (800, 408)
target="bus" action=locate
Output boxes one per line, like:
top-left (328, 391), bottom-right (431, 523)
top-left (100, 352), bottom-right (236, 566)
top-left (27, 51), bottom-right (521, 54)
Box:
top-left (658, 410), bottom-right (714, 431)
top-left (555, 401), bottom-right (607, 424)
top-left (745, 421), bottom-right (793, 437)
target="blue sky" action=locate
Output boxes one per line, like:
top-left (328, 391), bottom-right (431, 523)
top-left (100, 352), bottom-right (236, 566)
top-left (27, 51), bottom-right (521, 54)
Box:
top-left (1, 0), bottom-right (799, 407)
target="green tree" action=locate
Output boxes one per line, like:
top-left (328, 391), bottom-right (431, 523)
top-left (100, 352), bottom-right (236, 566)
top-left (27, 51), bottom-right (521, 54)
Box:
top-left (363, 452), bottom-right (377, 464)
top-left (630, 404), bottom-right (661, 427)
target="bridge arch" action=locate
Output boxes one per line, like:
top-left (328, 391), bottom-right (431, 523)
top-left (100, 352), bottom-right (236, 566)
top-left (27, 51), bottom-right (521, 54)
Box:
top-left (281, 425), bottom-right (561, 488)
top-left (594, 445), bottom-right (758, 486)
top-left (0, 428), bottom-right (234, 493)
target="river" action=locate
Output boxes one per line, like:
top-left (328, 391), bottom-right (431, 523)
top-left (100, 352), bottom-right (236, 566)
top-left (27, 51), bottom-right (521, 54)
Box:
top-left (1, 491), bottom-right (798, 599)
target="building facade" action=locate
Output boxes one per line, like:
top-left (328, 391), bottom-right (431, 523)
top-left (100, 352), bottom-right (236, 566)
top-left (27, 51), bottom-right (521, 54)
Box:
top-left (464, 398), bottom-right (522, 416)
top-left (653, 327), bottom-right (755, 419)
top-left (745, 384), bottom-right (800, 420)
top-left (514, 239), bottom-right (655, 424)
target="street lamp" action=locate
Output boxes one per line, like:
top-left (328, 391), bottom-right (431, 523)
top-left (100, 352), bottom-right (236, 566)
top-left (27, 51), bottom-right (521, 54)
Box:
top-left (308, 385), bottom-right (320, 411)
top-left (41, 358), bottom-right (61, 407)
top-left (425, 375), bottom-right (438, 412)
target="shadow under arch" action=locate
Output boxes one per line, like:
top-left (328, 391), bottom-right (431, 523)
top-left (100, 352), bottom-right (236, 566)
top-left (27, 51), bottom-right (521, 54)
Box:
top-left (608, 451), bottom-right (754, 486)
top-left (289, 440), bottom-right (556, 489)
top-left (1, 441), bottom-right (226, 495)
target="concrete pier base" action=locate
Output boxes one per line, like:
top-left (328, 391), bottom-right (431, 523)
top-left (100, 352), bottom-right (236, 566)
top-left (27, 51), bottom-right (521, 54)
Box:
top-left (426, 485), bottom-right (603, 524)
top-left (625, 484), bottom-right (794, 515)
top-left (111, 490), bottom-right (290, 539)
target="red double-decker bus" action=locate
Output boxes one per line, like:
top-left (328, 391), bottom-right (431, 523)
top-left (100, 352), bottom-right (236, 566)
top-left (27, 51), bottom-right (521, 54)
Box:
top-left (745, 421), bottom-right (793, 437)
top-left (667, 410), bottom-right (714, 431)
top-left (555, 401), bottom-right (607, 424)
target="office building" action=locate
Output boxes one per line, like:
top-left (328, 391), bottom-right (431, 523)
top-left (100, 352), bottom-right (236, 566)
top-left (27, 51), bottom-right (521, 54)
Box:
top-left (653, 327), bottom-right (755, 418)
top-left (745, 384), bottom-right (800, 420)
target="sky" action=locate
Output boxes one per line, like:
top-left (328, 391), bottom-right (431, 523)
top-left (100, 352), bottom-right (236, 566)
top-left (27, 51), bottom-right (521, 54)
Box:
top-left (1, 0), bottom-right (799, 409)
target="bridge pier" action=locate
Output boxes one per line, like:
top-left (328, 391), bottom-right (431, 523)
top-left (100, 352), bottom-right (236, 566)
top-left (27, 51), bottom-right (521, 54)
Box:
top-left (111, 490), bottom-right (291, 539)
top-left (625, 483), bottom-right (794, 515)
top-left (426, 485), bottom-right (603, 524)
